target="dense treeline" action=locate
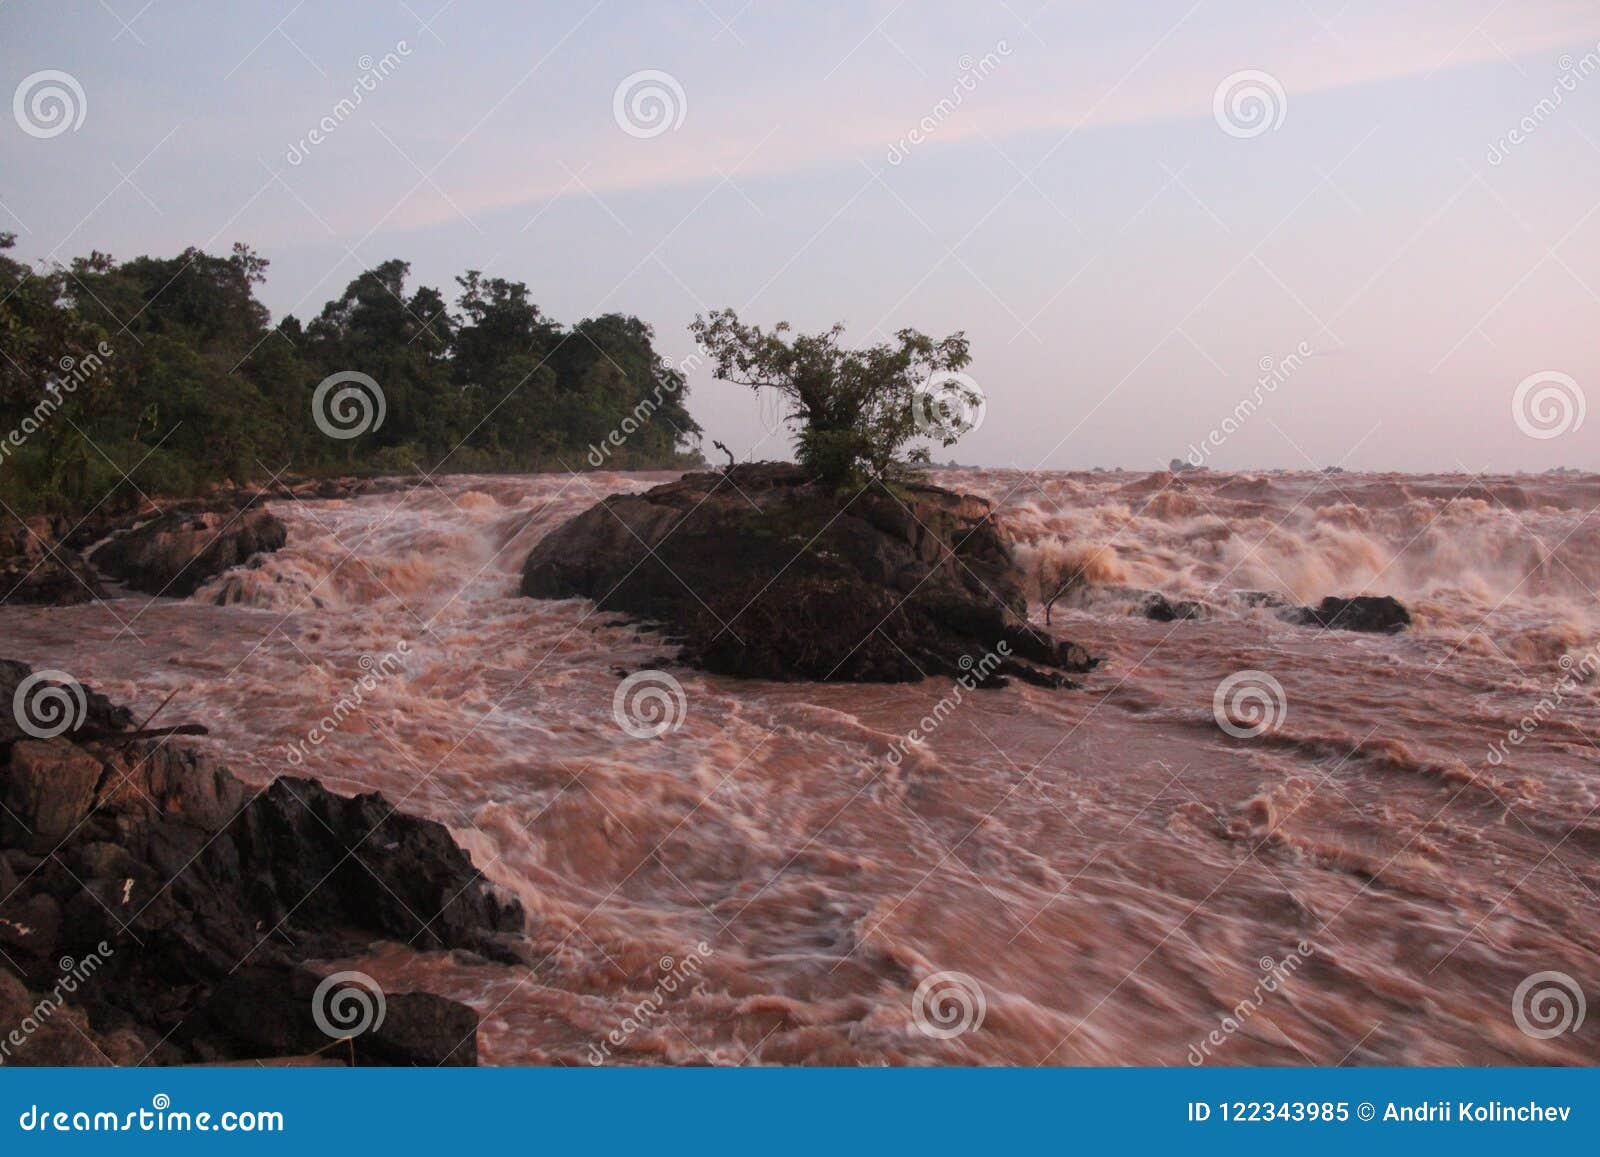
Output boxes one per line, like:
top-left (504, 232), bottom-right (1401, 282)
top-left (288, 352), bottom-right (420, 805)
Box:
top-left (0, 235), bottom-right (701, 515)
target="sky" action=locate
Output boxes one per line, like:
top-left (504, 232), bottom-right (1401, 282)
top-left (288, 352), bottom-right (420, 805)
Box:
top-left (3, 0), bottom-right (1599, 473)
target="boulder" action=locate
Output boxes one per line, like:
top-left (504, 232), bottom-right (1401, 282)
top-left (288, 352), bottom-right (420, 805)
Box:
top-left (1144, 593), bottom-right (1205, 622)
top-left (0, 739), bottom-right (104, 849)
top-left (521, 464), bottom-right (1096, 687)
top-left (1285, 595), bottom-right (1411, 634)
top-left (0, 660), bottom-right (523, 1065)
top-left (0, 970), bottom-right (110, 1066)
top-left (196, 965), bottom-right (480, 1066)
top-left (0, 514), bottom-right (105, 606)
top-left (91, 506), bottom-right (286, 598)
top-left (0, 659), bottom-right (134, 746)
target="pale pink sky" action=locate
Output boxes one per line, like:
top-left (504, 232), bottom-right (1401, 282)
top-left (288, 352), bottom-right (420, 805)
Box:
top-left (4, 0), bottom-right (1599, 471)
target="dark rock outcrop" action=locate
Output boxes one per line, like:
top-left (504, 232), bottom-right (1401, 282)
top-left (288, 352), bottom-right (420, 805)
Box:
top-left (521, 464), bottom-right (1096, 688)
top-left (1143, 593), bottom-right (1206, 622)
top-left (0, 514), bottom-right (105, 605)
top-left (1, 476), bottom-right (409, 609)
top-left (90, 506), bottom-right (287, 598)
top-left (0, 661), bottom-right (522, 1066)
top-left (1285, 594), bottom-right (1411, 634)
top-left (196, 966), bottom-right (481, 1066)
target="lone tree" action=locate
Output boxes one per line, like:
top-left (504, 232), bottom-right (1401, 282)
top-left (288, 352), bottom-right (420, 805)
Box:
top-left (690, 309), bottom-right (976, 486)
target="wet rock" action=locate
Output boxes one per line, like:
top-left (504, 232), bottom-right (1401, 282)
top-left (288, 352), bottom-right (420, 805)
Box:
top-left (0, 660), bottom-right (523, 1066)
top-left (0, 970), bottom-right (110, 1066)
top-left (1234, 590), bottom-right (1290, 611)
top-left (0, 514), bottom-right (105, 606)
top-left (91, 506), bottom-right (286, 598)
top-left (521, 463), bottom-right (1096, 688)
top-left (1285, 595), bottom-right (1411, 634)
top-left (1051, 583), bottom-right (1204, 623)
top-left (0, 739), bottom-right (103, 849)
top-left (0, 893), bottom-right (62, 971)
top-left (0, 659), bottom-right (135, 746)
top-left (196, 966), bottom-right (479, 1066)
top-left (1144, 593), bottom-right (1205, 622)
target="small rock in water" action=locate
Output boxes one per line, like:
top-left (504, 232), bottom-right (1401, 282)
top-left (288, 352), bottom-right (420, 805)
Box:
top-left (1285, 594), bottom-right (1411, 634)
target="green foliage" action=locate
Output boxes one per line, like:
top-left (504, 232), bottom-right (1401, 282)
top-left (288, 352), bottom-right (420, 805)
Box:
top-left (689, 309), bottom-right (971, 486)
top-left (0, 240), bottom-right (702, 515)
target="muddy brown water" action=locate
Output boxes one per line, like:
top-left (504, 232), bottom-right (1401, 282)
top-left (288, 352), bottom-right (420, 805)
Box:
top-left (4, 468), bottom-right (1597, 1064)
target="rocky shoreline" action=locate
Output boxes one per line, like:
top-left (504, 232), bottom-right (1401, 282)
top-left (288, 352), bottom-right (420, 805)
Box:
top-left (0, 476), bottom-right (404, 607)
top-left (0, 660), bottom-right (523, 1066)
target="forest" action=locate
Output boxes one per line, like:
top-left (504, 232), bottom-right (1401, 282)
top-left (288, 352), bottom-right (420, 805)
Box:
top-left (0, 235), bottom-right (702, 515)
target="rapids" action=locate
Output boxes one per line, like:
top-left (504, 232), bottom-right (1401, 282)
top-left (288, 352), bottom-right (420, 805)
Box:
top-left (4, 467), bottom-right (1598, 1064)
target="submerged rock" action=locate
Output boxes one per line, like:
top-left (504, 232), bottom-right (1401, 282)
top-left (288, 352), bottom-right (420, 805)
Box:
top-left (1285, 594), bottom-right (1411, 634)
top-left (1053, 583), bottom-right (1206, 623)
top-left (521, 463), bottom-right (1096, 687)
top-left (90, 505), bottom-right (287, 598)
top-left (0, 661), bottom-right (522, 1066)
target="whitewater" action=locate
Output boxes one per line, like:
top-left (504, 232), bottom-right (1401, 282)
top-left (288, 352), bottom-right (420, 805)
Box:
top-left (3, 467), bottom-right (1597, 1065)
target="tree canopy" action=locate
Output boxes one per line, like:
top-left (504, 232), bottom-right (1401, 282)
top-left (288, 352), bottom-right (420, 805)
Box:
top-left (0, 237), bottom-right (701, 515)
top-left (690, 308), bottom-right (974, 486)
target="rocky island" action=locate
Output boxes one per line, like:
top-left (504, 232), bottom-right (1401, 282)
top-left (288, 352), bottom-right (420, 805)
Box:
top-left (522, 463), bottom-right (1098, 687)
